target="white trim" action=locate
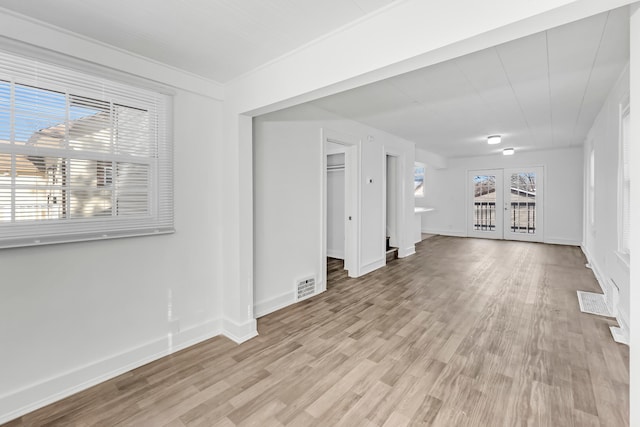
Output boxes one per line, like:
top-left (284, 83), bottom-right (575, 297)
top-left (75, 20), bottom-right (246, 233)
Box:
top-left (580, 246), bottom-right (629, 344)
top-left (254, 281), bottom-right (327, 318)
top-left (544, 237), bottom-right (581, 246)
top-left (383, 148), bottom-right (407, 267)
top-left (0, 12), bottom-right (223, 100)
top-left (254, 291), bottom-right (296, 318)
top-left (321, 128), bottom-right (361, 282)
top-left (610, 325), bottom-right (630, 345)
top-left (581, 246), bottom-right (608, 294)
top-left (398, 245), bottom-right (416, 258)
top-left (0, 318), bottom-right (222, 425)
top-left (421, 228), bottom-right (466, 238)
top-left (617, 98), bottom-right (631, 255)
top-left (359, 258), bottom-right (386, 276)
top-left (221, 317), bottom-right (258, 344)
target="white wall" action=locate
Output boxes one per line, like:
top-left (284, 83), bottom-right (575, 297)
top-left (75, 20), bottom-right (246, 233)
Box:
top-left (0, 23), bottom-right (225, 426)
top-left (253, 103), bottom-right (414, 317)
top-left (629, 5), bottom-right (639, 425)
top-left (1, 1), bottom-right (637, 423)
top-left (582, 65), bottom-right (630, 337)
top-left (421, 147), bottom-right (584, 245)
top-left (223, 0), bottom-right (630, 339)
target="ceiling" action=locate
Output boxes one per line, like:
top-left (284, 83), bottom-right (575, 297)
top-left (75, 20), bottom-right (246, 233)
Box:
top-left (0, 2), bottom-right (629, 158)
top-left (310, 7), bottom-right (630, 157)
top-left (0, 0), bottom-right (398, 83)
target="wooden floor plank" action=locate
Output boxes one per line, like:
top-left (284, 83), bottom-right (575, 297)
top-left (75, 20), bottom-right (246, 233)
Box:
top-left (4, 236), bottom-right (628, 426)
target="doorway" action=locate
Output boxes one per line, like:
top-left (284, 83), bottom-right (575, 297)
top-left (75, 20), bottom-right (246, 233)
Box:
top-left (326, 151), bottom-right (345, 260)
top-left (385, 154), bottom-right (400, 258)
top-left (321, 129), bottom-right (360, 290)
top-left (468, 167), bottom-right (544, 242)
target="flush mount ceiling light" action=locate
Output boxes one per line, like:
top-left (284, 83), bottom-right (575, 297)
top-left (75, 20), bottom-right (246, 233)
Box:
top-left (487, 135), bottom-right (501, 145)
top-left (503, 147), bottom-right (515, 156)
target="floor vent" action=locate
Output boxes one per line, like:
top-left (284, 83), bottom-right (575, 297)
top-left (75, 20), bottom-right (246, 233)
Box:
top-left (297, 277), bottom-right (315, 300)
top-left (577, 291), bottom-right (614, 317)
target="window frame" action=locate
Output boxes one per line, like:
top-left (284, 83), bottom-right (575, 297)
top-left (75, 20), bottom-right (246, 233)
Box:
top-left (414, 162), bottom-right (425, 198)
top-left (0, 49), bottom-right (174, 249)
top-left (617, 101), bottom-right (630, 259)
top-left (589, 147), bottom-right (595, 229)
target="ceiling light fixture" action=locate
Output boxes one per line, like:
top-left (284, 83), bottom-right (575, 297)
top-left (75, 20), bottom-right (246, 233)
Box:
top-left (503, 148), bottom-right (515, 156)
top-left (487, 135), bottom-right (501, 145)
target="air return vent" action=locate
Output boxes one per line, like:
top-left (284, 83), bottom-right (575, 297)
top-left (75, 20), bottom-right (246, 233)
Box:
top-left (577, 291), bottom-right (613, 317)
top-left (296, 276), bottom-right (316, 300)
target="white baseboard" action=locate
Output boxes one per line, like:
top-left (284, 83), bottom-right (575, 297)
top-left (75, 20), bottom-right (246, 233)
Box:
top-left (615, 306), bottom-right (630, 346)
top-left (581, 245), bottom-right (608, 295)
top-left (580, 245), bottom-right (629, 345)
top-left (359, 258), bottom-right (386, 276)
top-left (254, 291), bottom-right (296, 318)
top-left (326, 249), bottom-right (344, 259)
top-left (545, 237), bottom-right (581, 246)
top-left (421, 228), bottom-right (466, 237)
top-left (0, 318), bottom-right (223, 425)
top-left (398, 245), bottom-right (416, 258)
top-left (221, 317), bottom-right (258, 344)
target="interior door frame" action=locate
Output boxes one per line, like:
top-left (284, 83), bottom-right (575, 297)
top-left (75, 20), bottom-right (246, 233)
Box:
top-left (467, 167), bottom-right (544, 242)
top-left (467, 169), bottom-right (504, 240)
top-left (383, 149), bottom-right (405, 265)
top-left (321, 128), bottom-right (361, 291)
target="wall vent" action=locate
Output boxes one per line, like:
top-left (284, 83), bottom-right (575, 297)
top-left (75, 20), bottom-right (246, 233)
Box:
top-left (296, 276), bottom-right (316, 300)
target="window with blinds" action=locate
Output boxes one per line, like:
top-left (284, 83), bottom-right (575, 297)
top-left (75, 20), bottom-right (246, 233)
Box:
top-left (0, 50), bottom-right (173, 248)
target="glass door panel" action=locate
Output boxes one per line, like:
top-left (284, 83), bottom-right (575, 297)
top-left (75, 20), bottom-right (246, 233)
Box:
top-left (468, 167), bottom-right (543, 242)
top-left (468, 169), bottom-right (503, 239)
top-left (504, 167), bottom-right (543, 242)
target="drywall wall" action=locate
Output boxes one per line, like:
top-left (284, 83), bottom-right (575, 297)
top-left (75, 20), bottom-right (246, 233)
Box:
top-left (583, 65), bottom-right (630, 337)
top-left (253, 103), bottom-right (414, 317)
top-left (223, 0), bottom-right (631, 336)
top-left (0, 30), bottom-right (225, 427)
top-left (421, 147), bottom-right (584, 245)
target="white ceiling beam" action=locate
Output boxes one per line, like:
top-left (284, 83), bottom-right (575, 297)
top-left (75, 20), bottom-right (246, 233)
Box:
top-left (227, 0), bottom-right (634, 117)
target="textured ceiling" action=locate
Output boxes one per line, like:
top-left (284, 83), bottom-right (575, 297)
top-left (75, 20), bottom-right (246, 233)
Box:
top-left (0, 0), bottom-right (399, 83)
top-left (310, 7), bottom-right (630, 157)
top-left (0, 2), bottom-right (629, 158)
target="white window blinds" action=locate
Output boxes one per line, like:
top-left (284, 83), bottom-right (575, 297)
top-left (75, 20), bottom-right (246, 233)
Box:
top-left (0, 49), bottom-right (173, 248)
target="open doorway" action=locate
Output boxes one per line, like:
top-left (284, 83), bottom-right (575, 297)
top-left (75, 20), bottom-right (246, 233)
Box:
top-left (326, 150), bottom-right (345, 260)
top-left (385, 154), bottom-right (400, 262)
top-left (321, 129), bottom-right (360, 291)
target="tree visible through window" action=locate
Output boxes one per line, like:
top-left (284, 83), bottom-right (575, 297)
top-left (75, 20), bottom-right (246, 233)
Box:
top-left (0, 49), bottom-right (172, 248)
top-left (0, 83), bottom-right (151, 222)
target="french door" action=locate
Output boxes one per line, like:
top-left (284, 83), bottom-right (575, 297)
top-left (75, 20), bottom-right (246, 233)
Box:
top-left (468, 167), bottom-right (543, 242)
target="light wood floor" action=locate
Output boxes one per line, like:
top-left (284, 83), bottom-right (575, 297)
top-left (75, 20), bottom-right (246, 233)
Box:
top-left (5, 236), bottom-right (628, 426)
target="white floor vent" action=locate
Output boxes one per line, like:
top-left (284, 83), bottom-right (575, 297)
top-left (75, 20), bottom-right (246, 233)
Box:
top-left (577, 291), bottom-right (614, 317)
top-left (296, 277), bottom-right (316, 300)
